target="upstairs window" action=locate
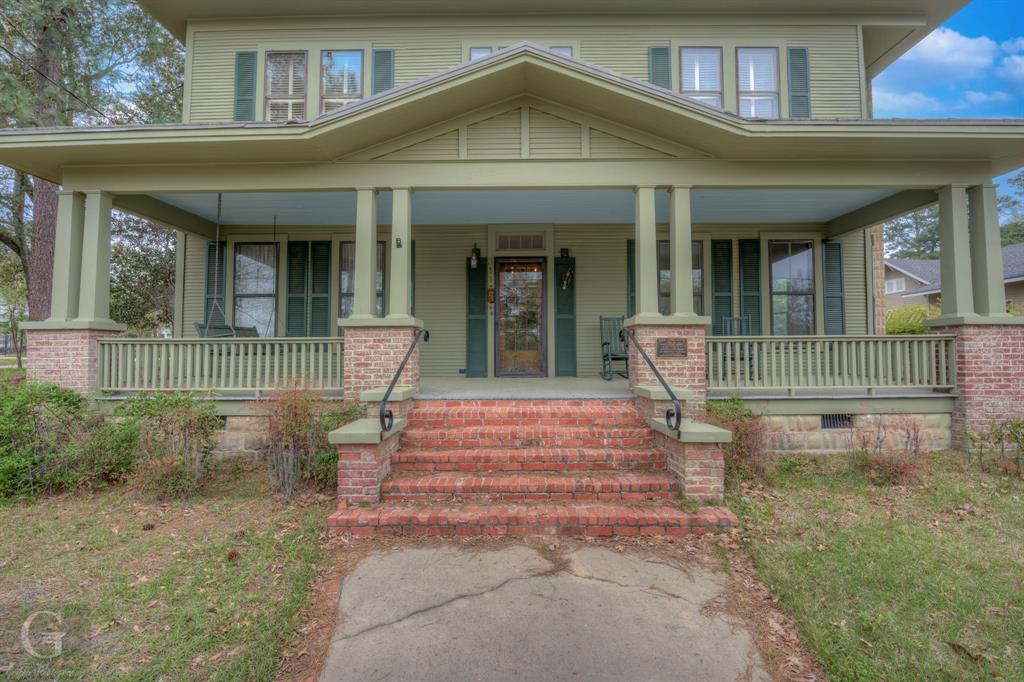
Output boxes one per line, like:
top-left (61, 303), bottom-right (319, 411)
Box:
top-left (266, 51), bottom-right (307, 121)
top-left (681, 48), bottom-right (722, 108)
top-left (321, 50), bottom-right (363, 114)
top-left (737, 47), bottom-right (779, 119)
top-left (549, 46), bottom-right (573, 57)
top-left (886, 277), bottom-right (907, 294)
top-left (469, 47), bottom-right (493, 60)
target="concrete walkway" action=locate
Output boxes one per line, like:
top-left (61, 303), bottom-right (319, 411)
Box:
top-left (321, 545), bottom-right (769, 682)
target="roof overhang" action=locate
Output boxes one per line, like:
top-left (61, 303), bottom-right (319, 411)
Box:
top-left (0, 44), bottom-right (1020, 184)
top-left (138, 0), bottom-right (966, 78)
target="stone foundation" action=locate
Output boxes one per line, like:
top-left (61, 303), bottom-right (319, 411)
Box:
top-left (627, 324), bottom-right (707, 420)
top-left (25, 328), bottom-right (121, 393)
top-left (213, 416), bottom-right (268, 458)
top-left (762, 413), bottom-right (952, 454)
top-left (341, 325), bottom-right (421, 399)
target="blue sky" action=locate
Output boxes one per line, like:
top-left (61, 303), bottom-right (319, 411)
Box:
top-left (872, 0), bottom-right (1024, 188)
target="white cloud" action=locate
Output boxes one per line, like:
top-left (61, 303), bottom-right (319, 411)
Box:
top-left (998, 54), bottom-right (1024, 88)
top-left (872, 88), bottom-right (944, 117)
top-left (1001, 37), bottom-right (1024, 54)
top-left (964, 90), bottom-right (1014, 104)
top-left (900, 28), bottom-right (999, 78)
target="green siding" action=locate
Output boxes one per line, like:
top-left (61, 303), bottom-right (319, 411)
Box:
top-left (466, 109), bottom-right (522, 159)
top-left (181, 234), bottom-right (209, 338)
top-left (554, 256), bottom-right (576, 376)
top-left (204, 240), bottom-right (227, 327)
top-left (840, 229), bottom-right (868, 334)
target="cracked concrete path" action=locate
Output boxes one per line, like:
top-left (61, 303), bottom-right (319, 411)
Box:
top-left (320, 545), bottom-right (770, 682)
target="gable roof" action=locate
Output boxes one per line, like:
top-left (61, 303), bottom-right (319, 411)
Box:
top-left (0, 43), bottom-right (1022, 184)
top-left (902, 243), bottom-right (1024, 297)
top-left (885, 258), bottom-right (940, 286)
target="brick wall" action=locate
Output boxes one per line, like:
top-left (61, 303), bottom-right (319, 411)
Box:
top-left (25, 329), bottom-right (121, 393)
top-left (342, 326), bottom-right (421, 399)
top-left (336, 434), bottom-right (401, 504)
top-left (654, 431), bottom-right (725, 502)
top-left (934, 324), bottom-right (1024, 448)
top-left (627, 324), bottom-right (707, 420)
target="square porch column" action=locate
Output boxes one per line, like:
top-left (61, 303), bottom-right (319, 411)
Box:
top-left (22, 189), bottom-right (125, 393)
top-left (340, 186), bottom-right (423, 403)
top-left (933, 184), bottom-right (975, 323)
top-left (626, 185), bottom-right (711, 421)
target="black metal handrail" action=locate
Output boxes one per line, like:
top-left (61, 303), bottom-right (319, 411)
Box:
top-left (380, 328), bottom-right (429, 431)
top-left (619, 327), bottom-right (683, 432)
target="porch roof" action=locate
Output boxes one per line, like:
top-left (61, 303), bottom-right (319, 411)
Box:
top-left (1, 43), bottom-right (1023, 183)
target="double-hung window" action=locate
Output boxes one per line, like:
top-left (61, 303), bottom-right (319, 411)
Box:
top-left (656, 240), bottom-right (705, 316)
top-left (234, 243), bottom-right (279, 337)
top-left (321, 50), bottom-right (363, 113)
top-left (680, 48), bottom-right (723, 108)
top-left (737, 47), bottom-right (779, 119)
top-left (265, 51), bottom-right (307, 121)
top-left (339, 241), bottom-right (386, 319)
top-left (770, 240), bottom-right (815, 335)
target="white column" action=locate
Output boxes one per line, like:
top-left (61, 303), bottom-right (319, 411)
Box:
top-left (936, 184), bottom-right (975, 321)
top-left (387, 187), bottom-right (414, 321)
top-left (669, 185), bottom-right (695, 317)
top-left (75, 190), bottom-right (115, 324)
top-left (633, 185), bottom-right (659, 320)
top-left (968, 184), bottom-right (1010, 317)
top-left (351, 187), bottom-right (378, 319)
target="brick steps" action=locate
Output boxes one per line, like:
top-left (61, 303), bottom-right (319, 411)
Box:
top-left (328, 501), bottom-right (737, 537)
top-left (391, 447), bottom-right (666, 472)
top-left (406, 400), bottom-right (645, 428)
top-left (381, 470), bottom-right (679, 502)
top-left (400, 425), bottom-right (653, 449)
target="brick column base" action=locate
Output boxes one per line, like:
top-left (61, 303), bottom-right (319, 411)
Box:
top-left (654, 431), bottom-right (725, 502)
top-left (627, 324), bottom-right (707, 420)
top-left (342, 324), bottom-right (422, 399)
top-left (24, 328), bottom-right (121, 393)
top-left (336, 433), bottom-right (402, 504)
top-left (933, 324), bottom-right (1024, 449)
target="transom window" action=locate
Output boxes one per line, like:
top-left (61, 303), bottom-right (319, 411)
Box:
top-left (234, 243), bottom-right (279, 336)
top-left (321, 50), bottom-right (363, 114)
top-left (680, 48), bottom-right (723, 108)
top-left (549, 46), bottom-right (574, 56)
top-left (265, 52), bottom-right (307, 122)
top-left (469, 47), bottom-right (494, 60)
top-left (770, 240), bottom-right (815, 335)
top-left (469, 45), bottom-right (573, 61)
top-left (886, 277), bottom-right (907, 294)
top-left (657, 240), bottom-right (704, 316)
top-left (340, 241), bottom-right (386, 318)
top-left (496, 234), bottom-right (545, 251)
top-left (737, 47), bottom-right (780, 119)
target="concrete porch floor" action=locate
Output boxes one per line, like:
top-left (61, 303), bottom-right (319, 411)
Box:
top-left (418, 376), bottom-right (632, 399)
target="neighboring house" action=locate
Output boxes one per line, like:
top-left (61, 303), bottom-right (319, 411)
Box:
top-left (3, 0), bottom-right (1024, 536)
top-left (886, 243), bottom-right (1024, 310)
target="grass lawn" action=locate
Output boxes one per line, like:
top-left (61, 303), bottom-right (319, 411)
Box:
top-left (734, 452), bottom-right (1024, 681)
top-left (0, 366), bottom-right (23, 383)
top-left (0, 463), bottom-right (334, 680)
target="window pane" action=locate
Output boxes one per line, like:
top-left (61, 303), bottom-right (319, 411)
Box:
top-left (266, 52), bottom-right (307, 121)
top-left (321, 50), bottom-right (362, 113)
top-left (771, 241), bottom-right (815, 335)
top-left (469, 47), bottom-right (492, 60)
top-left (235, 244), bottom-right (277, 295)
top-left (550, 46), bottom-right (573, 56)
top-left (738, 48), bottom-right (778, 92)
top-left (339, 241), bottom-right (386, 318)
top-left (682, 48), bottom-right (721, 92)
top-left (235, 297), bottom-right (276, 337)
top-left (739, 95), bottom-right (779, 119)
top-left (688, 93), bottom-right (723, 108)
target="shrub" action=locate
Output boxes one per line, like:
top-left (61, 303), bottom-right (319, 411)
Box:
top-left (250, 386), bottom-right (361, 497)
top-left (849, 415), bottom-right (924, 486)
top-left (114, 393), bottom-right (221, 500)
top-left (884, 304), bottom-right (937, 335)
top-left (707, 397), bottom-right (768, 482)
top-left (31, 415), bottom-right (142, 493)
top-left (966, 418), bottom-right (1024, 476)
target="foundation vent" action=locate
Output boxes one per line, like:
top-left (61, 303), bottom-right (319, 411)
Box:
top-left (821, 414), bottom-right (854, 430)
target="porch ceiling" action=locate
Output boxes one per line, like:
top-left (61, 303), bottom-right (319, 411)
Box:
top-left (151, 188), bottom-right (899, 226)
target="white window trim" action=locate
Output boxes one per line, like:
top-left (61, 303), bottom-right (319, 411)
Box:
top-left (736, 46), bottom-right (781, 120)
top-left (255, 41), bottom-right (372, 122)
top-left (679, 46), bottom-right (723, 109)
top-left (320, 48), bottom-right (365, 115)
top-left (264, 50), bottom-right (309, 123)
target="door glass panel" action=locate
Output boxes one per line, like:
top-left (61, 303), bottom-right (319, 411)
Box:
top-left (496, 260), bottom-right (545, 376)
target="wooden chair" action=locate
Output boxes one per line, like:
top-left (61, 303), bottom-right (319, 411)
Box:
top-left (600, 315), bottom-right (628, 381)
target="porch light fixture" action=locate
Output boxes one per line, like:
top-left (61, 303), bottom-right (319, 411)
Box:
top-left (470, 243), bottom-right (481, 269)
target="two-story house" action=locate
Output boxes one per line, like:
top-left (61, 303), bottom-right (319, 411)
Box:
top-left (3, 1), bottom-right (1023, 536)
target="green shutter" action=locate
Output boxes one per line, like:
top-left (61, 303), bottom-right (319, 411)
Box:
top-left (823, 240), bottom-right (845, 334)
top-left (648, 46), bottom-right (672, 89)
top-left (738, 239), bottom-right (762, 335)
top-left (787, 47), bottom-right (811, 119)
top-left (286, 241), bottom-right (309, 337)
top-left (711, 240), bottom-right (733, 336)
top-left (309, 241), bottom-right (331, 336)
top-left (554, 256), bottom-right (577, 377)
top-left (204, 241), bottom-right (226, 326)
top-left (372, 49), bottom-right (395, 95)
top-left (626, 239), bottom-right (636, 317)
top-left (465, 257), bottom-right (488, 377)
top-left (233, 51), bottom-right (257, 122)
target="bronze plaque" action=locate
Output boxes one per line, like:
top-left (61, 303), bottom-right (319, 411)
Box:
top-left (656, 338), bottom-right (688, 358)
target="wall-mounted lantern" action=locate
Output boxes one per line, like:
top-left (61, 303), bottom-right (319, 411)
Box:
top-left (470, 243), bottom-right (481, 269)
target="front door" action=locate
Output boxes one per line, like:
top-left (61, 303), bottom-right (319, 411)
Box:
top-left (495, 258), bottom-right (546, 376)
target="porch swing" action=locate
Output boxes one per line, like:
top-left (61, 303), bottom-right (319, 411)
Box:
top-left (194, 194), bottom-right (260, 339)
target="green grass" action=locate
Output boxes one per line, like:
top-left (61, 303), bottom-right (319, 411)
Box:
top-left (0, 463), bottom-right (332, 680)
top-left (0, 366), bottom-right (23, 382)
top-left (733, 453), bottom-right (1024, 681)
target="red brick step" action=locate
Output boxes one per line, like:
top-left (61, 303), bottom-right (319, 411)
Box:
top-left (328, 501), bottom-right (737, 537)
top-left (391, 446), bottom-right (666, 472)
top-left (381, 470), bottom-right (679, 502)
top-left (406, 400), bottom-right (645, 428)
top-left (400, 425), bottom-right (653, 449)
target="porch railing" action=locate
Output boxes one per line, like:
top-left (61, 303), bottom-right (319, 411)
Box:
top-left (97, 338), bottom-right (345, 393)
top-left (705, 335), bottom-right (957, 394)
